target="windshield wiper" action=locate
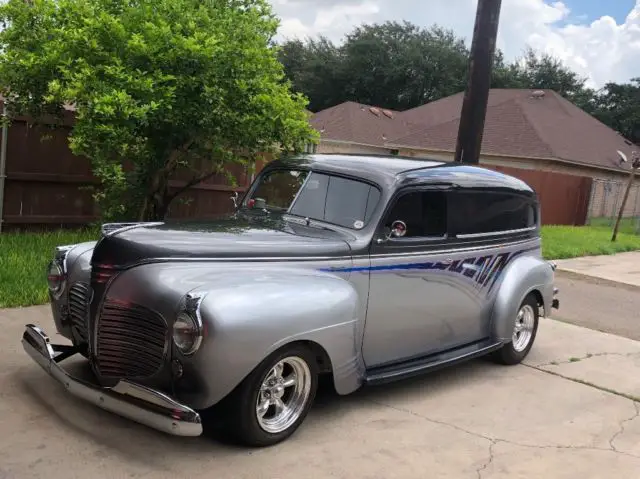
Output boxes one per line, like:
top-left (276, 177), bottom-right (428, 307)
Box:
top-left (283, 213), bottom-right (334, 231)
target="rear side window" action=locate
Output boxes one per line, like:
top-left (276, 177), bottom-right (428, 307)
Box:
top-left (448, 191), bottom-right (536, 237)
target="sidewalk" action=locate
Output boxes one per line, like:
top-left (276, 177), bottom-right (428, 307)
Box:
top-left (553, 251), bottom-right (640, 289)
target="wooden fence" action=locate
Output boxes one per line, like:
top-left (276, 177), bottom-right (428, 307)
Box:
top-left (0, 113), bottom-right (266, 231)
top-left (0, 112), bottom-right (593, 230)
top-left (484, 164), bottom-right (593, 226)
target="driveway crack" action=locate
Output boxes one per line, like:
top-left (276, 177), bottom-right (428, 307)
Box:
top-left (610, 401), bottom-right (640, 452)
top-left (476, 440), bottom-right (495, 479)
top-left (367, 398), bottom-right (640, 467)
top-left (523, 364), bottom-right (640, 402)
top-left (532, 351), bottom-right (639, 368)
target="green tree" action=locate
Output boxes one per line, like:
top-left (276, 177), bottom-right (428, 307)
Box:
top-left (0, 0), bottom-right (317, 221)
top-left (279, 21), bottom-right (471, 111)
top-left (591, 79), bottom-right (640, 144)
top-left (491, 47), bottom-right (596, 112)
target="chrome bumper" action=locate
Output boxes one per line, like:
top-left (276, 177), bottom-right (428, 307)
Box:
top-left (21, 324), bottom-right (202, 437)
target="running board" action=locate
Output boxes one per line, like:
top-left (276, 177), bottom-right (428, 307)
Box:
top-left (365, 340), bottom-right (503, 386)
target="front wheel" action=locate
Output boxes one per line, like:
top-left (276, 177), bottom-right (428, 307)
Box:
top-left (222, 345), bottom-right (318, 447)
top-left (492, 293), bottom-right (539, 365)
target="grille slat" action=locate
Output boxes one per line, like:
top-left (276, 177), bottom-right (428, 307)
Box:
top-left (68, 282), bottom-right (90, 345)
top-left (96, 299), bottom-right (167, 379)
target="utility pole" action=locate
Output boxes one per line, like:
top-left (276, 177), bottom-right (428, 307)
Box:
top-left (612, 151), bottom-right (640, 242)
top-left (454, 0), bottom-right (503, 164)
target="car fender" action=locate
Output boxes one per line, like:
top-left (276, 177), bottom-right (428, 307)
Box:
top-left (178, 267), bottom-right (364, 410)
top-left (490, 255), bottom-right (554, 341)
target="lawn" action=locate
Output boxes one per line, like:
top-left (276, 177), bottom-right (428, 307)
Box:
top-left (542, 222), bottom-right (640, 259)
top-left (0, 228), bottom-right (99, 309)
top-left (1, 223), bottom-right (639, 309)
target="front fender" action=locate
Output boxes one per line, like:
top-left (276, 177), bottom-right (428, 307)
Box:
top-left (179, 267), bottom-right (363, 409)
top-left (490, 255), bottom-right (554, 341)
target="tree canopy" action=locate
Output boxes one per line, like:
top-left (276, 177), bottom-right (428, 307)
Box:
top-left (0, 0), bottom-right (317, 221)
top-left (278, 21), bottom-right (639, 144)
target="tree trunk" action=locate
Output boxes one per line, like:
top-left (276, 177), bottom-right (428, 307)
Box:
top-left (138, 171), bottom-right (171, 222)
top-left (611, 167), bottom-right (637, 242)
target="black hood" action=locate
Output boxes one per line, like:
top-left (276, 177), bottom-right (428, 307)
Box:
top-left (90, 213), bottom-right (353, 268)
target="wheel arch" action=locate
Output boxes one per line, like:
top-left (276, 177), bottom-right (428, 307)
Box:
top-left (490, 255), bottom-right (554, 341)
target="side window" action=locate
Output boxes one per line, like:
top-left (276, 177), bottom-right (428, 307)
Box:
top-left (448, 191), bottom-right (537, 237)
top-left (383, 190), bottom-right (447, 238)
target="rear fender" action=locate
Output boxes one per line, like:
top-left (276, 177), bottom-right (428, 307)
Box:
top-left (490, 255), bottom-right (554, 341)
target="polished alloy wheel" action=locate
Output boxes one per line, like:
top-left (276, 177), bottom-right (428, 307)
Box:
top-left (512, 304), bottom-right (536, 352)
top-left (255, 356), bottom-right (312, 434)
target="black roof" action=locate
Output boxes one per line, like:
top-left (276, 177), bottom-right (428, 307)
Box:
top-left (267, 153), bottom-right (534, 194)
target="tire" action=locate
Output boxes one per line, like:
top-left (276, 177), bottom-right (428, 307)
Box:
top-left (221, 344), bottom-right (319, 447)
top-left (492, 293), bottom-right (539, 365)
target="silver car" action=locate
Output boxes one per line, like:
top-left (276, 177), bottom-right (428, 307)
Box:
top-left (22, 154), bottom-right (559, 446)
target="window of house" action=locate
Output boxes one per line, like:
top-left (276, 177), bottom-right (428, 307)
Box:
top-left (383, 190), bottom-right (448, 239)
top-left (448, 191), bottom-right (537, 237)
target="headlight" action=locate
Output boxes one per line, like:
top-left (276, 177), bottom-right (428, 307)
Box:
top-left (47, 260), bottom-right (66, 298)
top-left (172, 312), bottom-right (202, 356)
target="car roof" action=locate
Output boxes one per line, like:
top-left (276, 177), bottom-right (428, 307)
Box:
top-left (266, 153), bottom-right (535, 195)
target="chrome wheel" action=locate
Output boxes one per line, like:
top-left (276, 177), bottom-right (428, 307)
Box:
top-left (513, 304), bottom-right (536, 352)
top-left (255, 356), bottom-right (312, 434)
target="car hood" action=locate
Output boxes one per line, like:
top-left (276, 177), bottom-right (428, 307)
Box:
top-left (90, 213), bottom-right (354, 268)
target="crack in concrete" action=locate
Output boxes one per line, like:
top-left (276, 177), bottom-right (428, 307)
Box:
top-left (524, 363), bottom-right (640, 402)
top-left (610, 401), bottom-right (640, 452)
top-left (367, 396), bottom-right (640, 473)
top-left (476, 440), bottom-right (495, 479)
top-left (532, 351), bottom-right (640, 368)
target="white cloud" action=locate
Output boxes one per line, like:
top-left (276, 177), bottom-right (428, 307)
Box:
top-left (270, 0), bottom-right (640, 88)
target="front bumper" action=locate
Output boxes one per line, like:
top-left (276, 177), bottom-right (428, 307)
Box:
top-left (21, 324), bottom-right (202, 437)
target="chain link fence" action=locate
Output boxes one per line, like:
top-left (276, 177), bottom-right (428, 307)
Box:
top-left (586, 178), bottom-right (640, 234)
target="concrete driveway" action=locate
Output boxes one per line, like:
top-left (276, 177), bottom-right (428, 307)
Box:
top-left (2, 305), bottom-right (640, 479)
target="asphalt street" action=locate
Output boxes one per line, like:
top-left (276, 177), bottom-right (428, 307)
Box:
top-left (553, 271), bottom-right (640, 341)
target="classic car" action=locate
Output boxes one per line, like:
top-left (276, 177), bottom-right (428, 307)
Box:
top-left (22, 153), bottom-right (559, 447)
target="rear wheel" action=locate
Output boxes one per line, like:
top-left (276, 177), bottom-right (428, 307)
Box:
top-left (220, 345), bottom-right (318, 447)
top-left (492, 293), bottom-right (539, 365)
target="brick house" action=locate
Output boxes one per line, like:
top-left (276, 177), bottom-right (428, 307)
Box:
top-left (309, 89), bottom-right (640, 223)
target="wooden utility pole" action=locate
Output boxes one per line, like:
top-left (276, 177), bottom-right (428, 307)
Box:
top-left (454, 0), bottom-right (503, 164)
top-left (612, 152), bottom-right (640, 242)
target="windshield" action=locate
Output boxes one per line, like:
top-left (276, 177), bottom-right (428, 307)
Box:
top-left (243, 168), bottom-right (381, 230)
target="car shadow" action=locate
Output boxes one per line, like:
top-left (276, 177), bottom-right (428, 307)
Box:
top-left (13, 355), bottom-right (500, 461)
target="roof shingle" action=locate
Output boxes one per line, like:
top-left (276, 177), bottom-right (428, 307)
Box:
top-left (311, 89), bottom-right (637, 172)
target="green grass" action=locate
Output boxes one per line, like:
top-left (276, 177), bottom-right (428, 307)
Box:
top-left (542, 224), bottom-right (640, 260)
top-left (0, 228), bottom-right (99, 309)
top-left (1, 222), bottom-right (639, 309)
top-left (587, 217), bottom-right (639, 235)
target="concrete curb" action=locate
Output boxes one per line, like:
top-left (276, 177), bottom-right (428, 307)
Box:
top-left (555, 269), bottom-right (640, 292)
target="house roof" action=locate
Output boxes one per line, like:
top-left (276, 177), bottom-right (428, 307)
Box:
top-left (311, 90), bottom-right (638, 173)
top-left (309, 101), bottom-right (416, 147)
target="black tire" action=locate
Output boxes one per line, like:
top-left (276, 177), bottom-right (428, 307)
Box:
top-left (492, 293), bottom-right (539, 365)
top-left (219, 344), bottom-right (319, 447)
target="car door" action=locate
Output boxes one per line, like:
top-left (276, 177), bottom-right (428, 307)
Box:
top-left (361, 186), bottom-right (486, 368)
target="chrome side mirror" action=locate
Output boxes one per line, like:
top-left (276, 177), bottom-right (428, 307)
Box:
top-left (390, 220), bottom-right (407, 238)
top-left (376, 220), bottom-right (407, 244)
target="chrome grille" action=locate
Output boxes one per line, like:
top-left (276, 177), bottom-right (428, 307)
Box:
top-left (95, 300), bottom-right (168, 379)
top-left (68, 282), bottom-right (90, 344)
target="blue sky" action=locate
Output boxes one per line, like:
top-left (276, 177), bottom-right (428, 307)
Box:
top-left (564, 0), bottom-right (634, 23)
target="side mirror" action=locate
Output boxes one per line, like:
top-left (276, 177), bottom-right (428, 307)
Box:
top-left (376, 220), bottom-right (407, 244)
top-left (230, 191), bottom-right (239, 209)
top-left (390, 220), bottom-right (407, 238)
